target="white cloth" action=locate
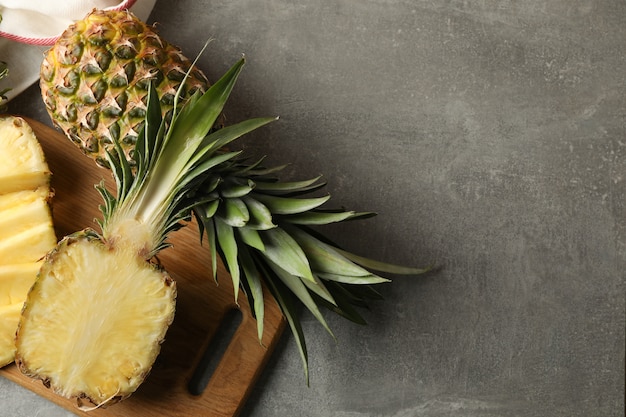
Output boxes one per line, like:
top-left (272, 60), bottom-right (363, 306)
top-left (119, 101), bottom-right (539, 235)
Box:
top-left (0, 0), bottom-right (157, 101)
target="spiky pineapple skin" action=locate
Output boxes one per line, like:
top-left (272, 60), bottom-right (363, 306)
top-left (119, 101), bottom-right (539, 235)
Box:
top-left (16, 230), bottom-right (176, 407)
top-left (40, 9), bottom-right (210, 168)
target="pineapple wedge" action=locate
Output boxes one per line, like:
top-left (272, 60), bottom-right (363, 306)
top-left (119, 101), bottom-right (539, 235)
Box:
top-left (0, 116), bottom-right (56, 367)
top-left (0, 118), bottom-right (51, 194)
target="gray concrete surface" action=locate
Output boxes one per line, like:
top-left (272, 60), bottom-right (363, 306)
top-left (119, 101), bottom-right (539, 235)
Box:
top-left (2, 0), bottom-right (625, 416)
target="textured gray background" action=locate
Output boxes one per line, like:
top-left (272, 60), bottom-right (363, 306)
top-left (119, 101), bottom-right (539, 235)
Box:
top-left (2, 0), bottom-right (625, 416)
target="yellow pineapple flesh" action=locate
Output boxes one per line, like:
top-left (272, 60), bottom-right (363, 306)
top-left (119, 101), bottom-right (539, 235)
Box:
top-left (16, 235), bottom-right (176, 407)
top-left (0, 118), bottom-right (51, 194)
top-left (0, 116), bottom-right (57, 367)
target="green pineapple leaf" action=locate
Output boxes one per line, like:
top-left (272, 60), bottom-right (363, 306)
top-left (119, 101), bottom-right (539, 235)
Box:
top-left (261, 227), bottom-right (315, 282)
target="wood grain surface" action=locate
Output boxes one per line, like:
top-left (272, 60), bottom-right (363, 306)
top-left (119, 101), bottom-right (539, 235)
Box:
top-left (0, 118), bottom-right (285, 417)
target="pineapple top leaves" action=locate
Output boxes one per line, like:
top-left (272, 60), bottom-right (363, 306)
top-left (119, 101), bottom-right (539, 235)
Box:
top-left (97, 57), bottom-right (274, 258)
top-left (95, 55), bottom-right (429, 382)
top-left (191, 153), bottom-right (430, 383)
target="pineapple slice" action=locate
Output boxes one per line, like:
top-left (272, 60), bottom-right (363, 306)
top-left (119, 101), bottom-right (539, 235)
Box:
top-left (0, 263), bottom-right (43, 305)
top-left (0, 191), bottom-right (57, 264)
top-left (0, 118), bottom-right (51, 194)
top-left (0, 116), bottom-right (56, 367)
top-left (0, 303), bottom-right (23, 366)
top-left (0, 301), bottom-right (24, 364)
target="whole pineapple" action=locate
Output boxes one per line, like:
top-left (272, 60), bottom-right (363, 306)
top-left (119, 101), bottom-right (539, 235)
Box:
top-left (0, 117), bottom-right (57, 367)
top-left (40, 8), bottom-right (210, 168)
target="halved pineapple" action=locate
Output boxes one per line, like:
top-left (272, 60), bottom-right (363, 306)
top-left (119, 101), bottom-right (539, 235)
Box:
top-left (17, 234), bottom-right (176, 407)
top-left (0, 116), bottom-right (57, 367)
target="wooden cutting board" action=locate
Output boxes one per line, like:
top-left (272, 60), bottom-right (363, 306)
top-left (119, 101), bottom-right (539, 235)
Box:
top-left (0, 118), bottom-right (286, 416)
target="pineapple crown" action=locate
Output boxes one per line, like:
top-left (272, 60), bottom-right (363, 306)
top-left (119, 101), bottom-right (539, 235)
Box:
top-left (96, 54), bottom-right (273, 255)
top-left (95, 51), bottom-right (428, 381)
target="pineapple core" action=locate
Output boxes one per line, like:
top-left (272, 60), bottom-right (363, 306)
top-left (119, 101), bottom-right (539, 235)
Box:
top-left (0, 117), bottom-right (56, 367)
